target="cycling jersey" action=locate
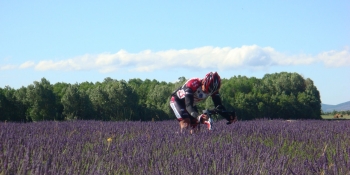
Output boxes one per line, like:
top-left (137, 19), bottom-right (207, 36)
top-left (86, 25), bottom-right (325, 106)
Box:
top-left (170, 78), bottom-right (225, 119)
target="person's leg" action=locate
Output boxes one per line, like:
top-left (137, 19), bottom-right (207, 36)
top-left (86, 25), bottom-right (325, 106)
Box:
top-left (179, 118), bottom-right (191, 133)
top-left (170, 96), bottom-right (191, 133)
top-left (190, 106), bottom-right (201, 133)
top-left (188, 117), bottom-right (198, 134)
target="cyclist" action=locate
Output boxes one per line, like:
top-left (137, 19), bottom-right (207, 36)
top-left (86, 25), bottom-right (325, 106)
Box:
top-left (170, 72), bottom-right (237, 133)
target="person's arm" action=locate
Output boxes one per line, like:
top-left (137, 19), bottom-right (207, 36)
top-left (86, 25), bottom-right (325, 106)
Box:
top-left (211, 92), bottom-right (225, 110)
top-left (212, 93), bottom-right (237, 124)
top-left (184, 89), bottom-right (200, 118)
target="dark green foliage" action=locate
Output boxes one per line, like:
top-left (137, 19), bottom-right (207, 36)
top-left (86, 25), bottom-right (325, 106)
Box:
top-left (0, 87), bottom-right (12, 121)
top-left (0, 72), bottom-right (322, 121)
top-left (26, 78), bottom-right (58, 121)
top-left (61, 84), bottom-right (83, 120)
top-left (219, 72), bottom-right (322, 120)
top-left (0, 86), bottom-right (28, 121)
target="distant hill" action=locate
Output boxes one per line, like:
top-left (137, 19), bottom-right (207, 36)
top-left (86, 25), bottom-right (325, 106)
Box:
top-left (322, 101), bottom-right (350, 112)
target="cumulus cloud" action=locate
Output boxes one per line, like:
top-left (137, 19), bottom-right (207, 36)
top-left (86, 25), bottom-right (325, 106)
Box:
top-left (317, 47), bottom-right (350, 67)
top-left (3, 45), bottom-right (349, 72)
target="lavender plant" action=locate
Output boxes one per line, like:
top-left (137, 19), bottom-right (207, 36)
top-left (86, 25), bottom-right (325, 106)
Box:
top-left (0, 119), bottom-right (349, 174)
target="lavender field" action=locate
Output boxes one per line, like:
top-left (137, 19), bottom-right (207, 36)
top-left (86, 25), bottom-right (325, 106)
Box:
top-left (1, 119), bottom-right (350, 175)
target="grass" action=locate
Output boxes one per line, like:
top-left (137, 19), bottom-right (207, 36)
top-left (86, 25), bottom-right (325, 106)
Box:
top-left (321, 114), bottom-right (350, 120)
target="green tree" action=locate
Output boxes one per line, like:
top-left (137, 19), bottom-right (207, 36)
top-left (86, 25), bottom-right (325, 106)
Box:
top-left (259, 72), bottom-right (321, 120)
top-left (104, 80), bottom-right (139, 121)
top-left (78, 81), bottom-right (95, 92)
top-left (0, 87), bottom-right (11, 121)
top-left (0, 86), bottom-right (29, 122)
top-left (52, 82), bottom-right (69, 120)
top-left (14, 86), bottom-right (31, 121)
top-left (61, 84), bottom-right (81, 120)
top-left (217, 72), bottom-right (322, 120)
top-left (88, 85), bottom-right (108, 120)
top-left (146, 84), bottom-right (172, 120)
top-left (26, 78), bottom-right (57, 121)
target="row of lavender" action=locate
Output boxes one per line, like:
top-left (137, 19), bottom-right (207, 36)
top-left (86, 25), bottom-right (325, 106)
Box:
top-left (1, 119), bottom-right (349, 174)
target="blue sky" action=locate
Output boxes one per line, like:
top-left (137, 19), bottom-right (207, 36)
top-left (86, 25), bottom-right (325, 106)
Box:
top-left (1, 1), bottom-right (349, 105)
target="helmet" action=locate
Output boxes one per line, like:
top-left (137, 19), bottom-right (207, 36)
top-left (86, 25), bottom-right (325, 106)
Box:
top-left (202, 72), bottom-right (221, 94)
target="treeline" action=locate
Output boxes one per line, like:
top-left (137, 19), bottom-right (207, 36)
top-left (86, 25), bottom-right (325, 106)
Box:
top-left (0, 72), bottom-right (322, 122)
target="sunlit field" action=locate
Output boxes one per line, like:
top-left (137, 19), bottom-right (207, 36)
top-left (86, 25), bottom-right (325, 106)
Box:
top-left (322, 114), bottom-right (350, 120)
top-left (1, 119), bottom-right (350, 174)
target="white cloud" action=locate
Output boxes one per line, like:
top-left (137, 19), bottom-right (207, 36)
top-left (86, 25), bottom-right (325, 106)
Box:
top-left (35, 56), bottom-right (96, 71)
top-left (317, 47), bottom-right (350, 67)
top-left (0, 64), bottom-right (17, 70)
top-left (19, 61), bottom-right (35, 69)
top-left (9, 45), bottom-right (350, 73)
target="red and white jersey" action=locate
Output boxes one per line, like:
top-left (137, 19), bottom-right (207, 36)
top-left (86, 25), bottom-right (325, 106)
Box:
top-left (170, 75), bottom-right (228, 121)
top-left (175, 78), bottom-right (213, 105)
top-left (171, 77), bottom-right (224, 119)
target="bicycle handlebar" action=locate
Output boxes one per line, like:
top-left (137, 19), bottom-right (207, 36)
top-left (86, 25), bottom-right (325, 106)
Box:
top-left (202, 106), bottom-right (236, 125)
